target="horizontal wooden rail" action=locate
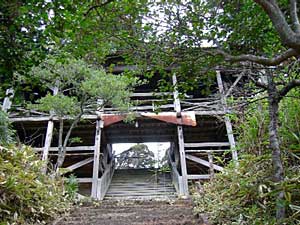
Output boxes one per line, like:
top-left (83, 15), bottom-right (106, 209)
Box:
top-left (185, 149), bottom-right (229, 153)
top-left (33, 146), bottom-right (95, 152)
top-left (184, 142), bottom-right (230, 148)
top-left (185, 154), bottom-right (224, 172)
top-left (187, 174), bottom-right (210, 180)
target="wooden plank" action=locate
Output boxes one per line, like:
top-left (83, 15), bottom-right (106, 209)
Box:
top-left (64, 157), bottom-right (93, 172)
top-left (185, 149), bottom-right (228, 153)
top-left (91, 119), bottom-right (103, 199)
top-left (187, 174), bottom-right (210, 180)
top-left (216, 71), bottom-right (238, 161)
top-left (185, 154), bottom-right (224, 172)
top-left (77, 178), bottom-right (93, 183)
top-left (34, 146), bottom-right (95, 152)
top-left (184, 142), bottom-right (230, 148)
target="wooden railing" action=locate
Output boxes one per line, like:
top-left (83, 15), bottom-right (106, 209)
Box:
top-left (97, 158), bottom-right (115, 200)
top-left (8, 92), bottom-right (225, 118)
top-left (168, 151), bottom-right (185, 196)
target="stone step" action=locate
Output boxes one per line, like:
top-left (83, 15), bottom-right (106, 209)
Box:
top-left (105, 169), bottom-right (176, 200)
top-left (53, 200), bottom-right (203, 225)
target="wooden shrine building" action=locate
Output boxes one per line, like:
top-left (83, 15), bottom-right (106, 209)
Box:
top-left (1, 66), bottom-right (242, 200)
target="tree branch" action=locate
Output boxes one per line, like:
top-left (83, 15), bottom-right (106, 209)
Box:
top-left (279, 79), bottom-right (300, 100)
top-left (253, 0), bottom-right (300, 50)
top-left (290, 0), bottom-right (300, 33)
top-left (84, 0), bottom-right (115, 17)
top-left (212, 48), bottom-right (298, 66)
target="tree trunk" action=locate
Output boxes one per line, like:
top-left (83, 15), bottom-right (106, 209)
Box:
top-left (267, 74), bottom-right (285, 221)
top-left (56, 114), bottom-right (83, 171)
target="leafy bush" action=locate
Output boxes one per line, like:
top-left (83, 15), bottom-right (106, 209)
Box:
top-left (193, 95), bottom-right (300, 224)
top-left (193, 154), bottom-right (300, 224)
top-left (0, 111), bottom-right (15, 145)
top-left (0, 145), bottom-right (73, 224)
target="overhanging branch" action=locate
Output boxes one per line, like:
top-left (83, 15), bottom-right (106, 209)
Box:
top-left (84, 0), bottom-right (115, 17)
top-left (212, 48), bottom-right (298, 66)
top-left (279, 79), bottom-right (300, 100)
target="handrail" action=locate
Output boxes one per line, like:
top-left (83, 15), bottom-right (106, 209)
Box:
top-left (168, 151), bottom-right (184, 196)
top-left (97, 158), bottom-right (115, 200)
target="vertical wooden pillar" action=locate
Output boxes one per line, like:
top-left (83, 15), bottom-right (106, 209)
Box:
top-left (172, 73), bottom-right (189, 197)
top-left (41, 85), bottom-right (58, 173)
top-left (41, 118), bottom-right (54, 173)
top-left (91, 119), bottom-right (103, 199)
top-left (216, 71), bottom-right (238, 161)
top-left (2, 88), bottom-right (14, 112)
top-left (177, 125), bottom-right (189, 196)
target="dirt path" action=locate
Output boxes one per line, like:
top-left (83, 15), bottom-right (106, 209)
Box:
top-left (54, 199), bottom-right (205, 225)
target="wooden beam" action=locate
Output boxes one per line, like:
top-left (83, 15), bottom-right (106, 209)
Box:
top-left (184, 142), bottom-right (230, 148)
top-left (194, 110), bottom-right (225, 115)
top-left (225, 74), bottom-right (243, 97)
top-left (41, 119), bottom-right (54, 173)
top-left (185, 149), bottom-right (228, 153)
top-left (64, 157), bottom-right (93, 172)
top-left (34, 146), bottom-right (95, 152)
top-left (177, 125), bottom-right (189, 196)
top-left (185, 154), bottom-right (224, 172)
top-left (216, 71), bottom-right (238, 161)
top-left (77, 178), bottom-right (93, 183)
top-left (91, 119), bottom-right (103, 199)
top-left (187, 174), bottom-right (210, 180)
top-left (10, 114), bottom-right (98, 122)
top-left (41, 85), bottom-right (58, 173)
top-left (2, 88), bottom-right (14, 112)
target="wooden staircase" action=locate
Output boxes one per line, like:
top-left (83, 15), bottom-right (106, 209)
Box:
top-left (105, 169), bottom-right (176, 200)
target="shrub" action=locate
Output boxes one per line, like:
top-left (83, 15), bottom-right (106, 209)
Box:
top-left (193, 95), bottom-right (300, 224)
top-left (0, 145), bottom-right (73, 224)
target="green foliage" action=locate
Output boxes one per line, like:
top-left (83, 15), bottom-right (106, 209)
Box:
top-left (0, 145), bottom-right (73, 224)
top-left (64, 174), bottom-right (79, 200)
top-left (194, 95), bottom-right (300, 224)
top-left (0, 111), bottom-right (15, 146)
top-left (27, 54), bottom-right (139, 116)
top-left (28, 94), bottom-right (80, 117)
top-left (194, 154), bottom-right (300, 224)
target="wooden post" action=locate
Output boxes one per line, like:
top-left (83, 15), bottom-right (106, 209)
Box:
top-left (208, 152), bottom-right (215, 180)
top-left (91, 119), bottom-right (103, 199)
top-left (172, 73), bottom-right (189, 197)
top-left (216, 71), bottom-right (238, 161)
top-left (41, 118), bottom-right (54, 173)
top-left (2, 88), bottom-right (14, 112)
top-left (41, 85), bottom-right (58, 173)
top-left (177, 125), bottom-right (189, 196)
